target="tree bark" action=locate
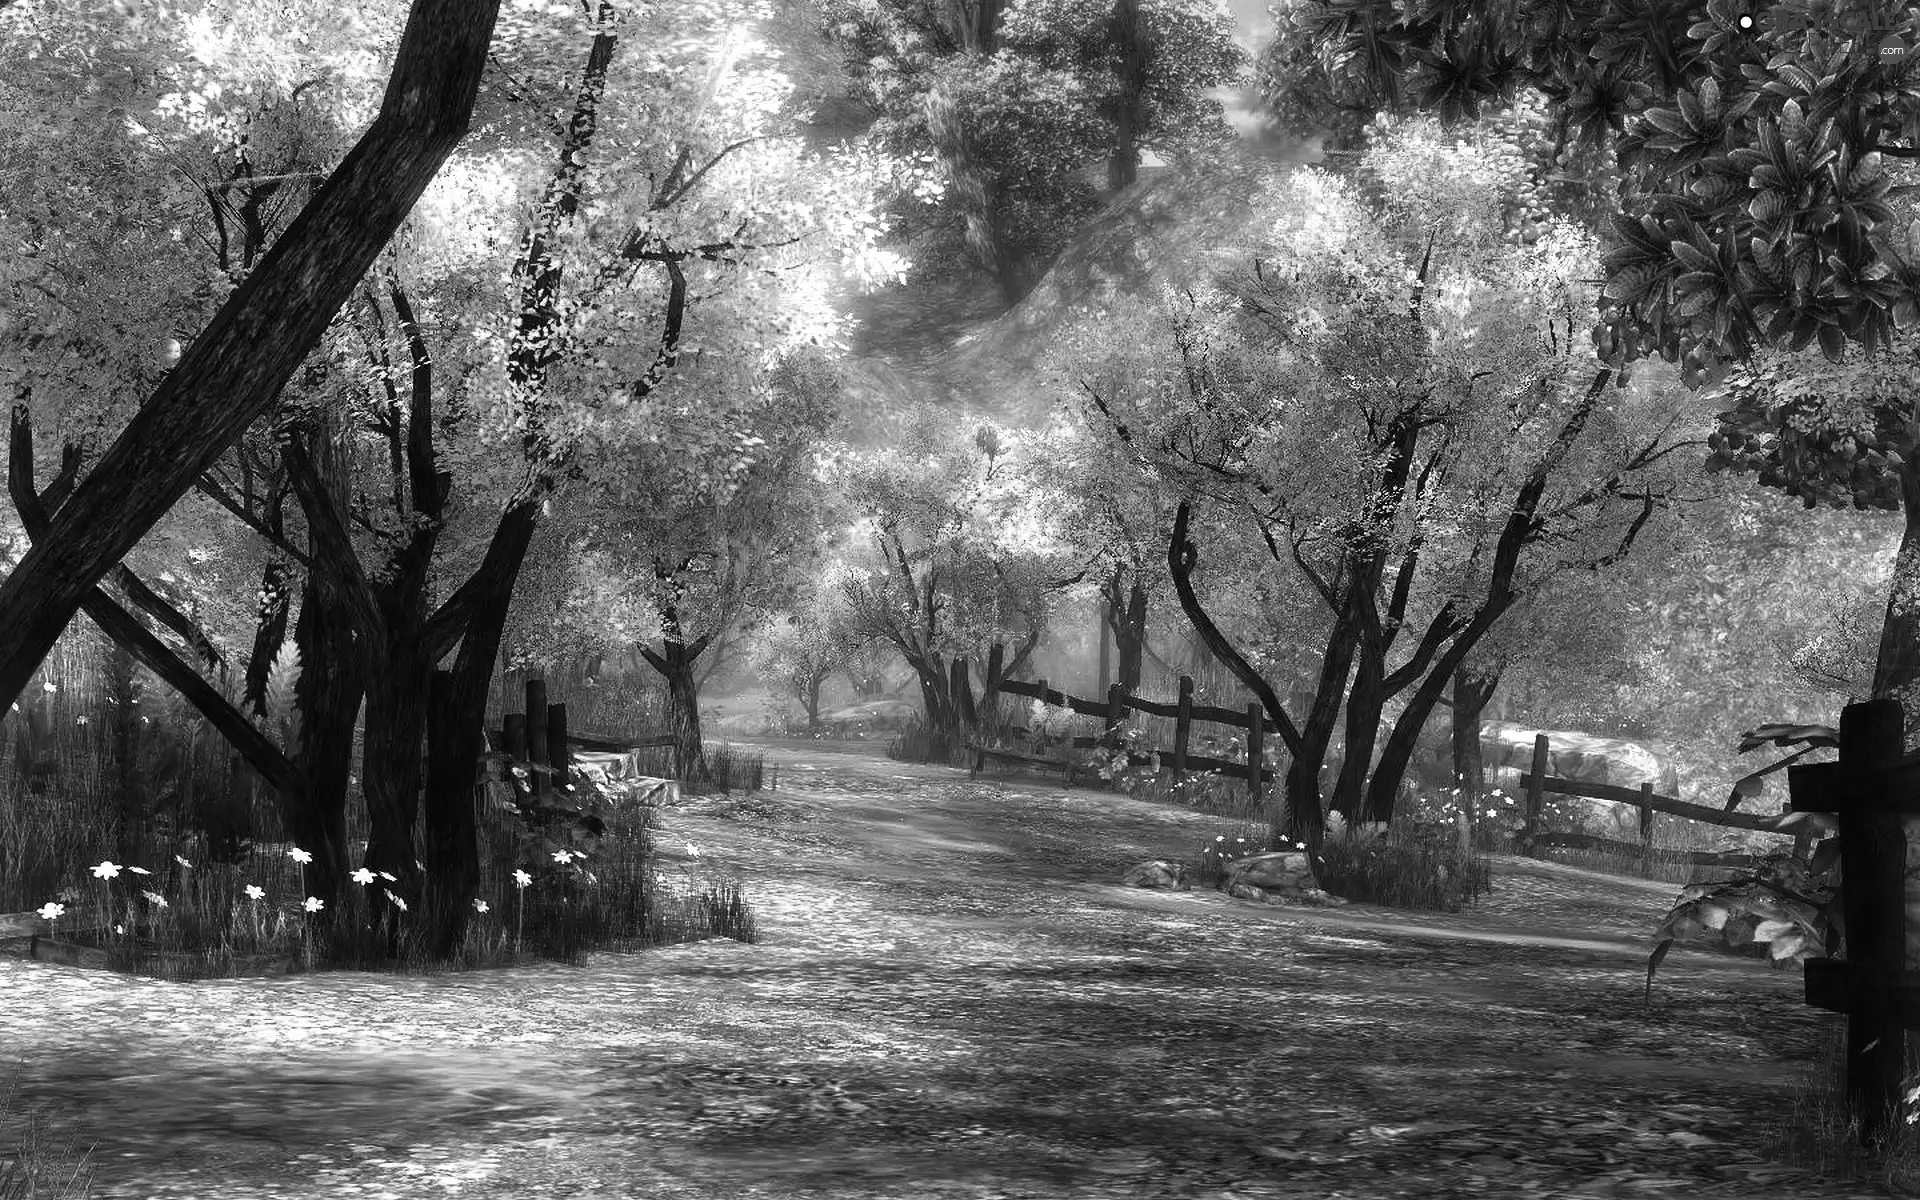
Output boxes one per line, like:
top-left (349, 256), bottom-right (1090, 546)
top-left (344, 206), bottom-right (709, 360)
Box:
top-left (1449, 663), bottom-right (1501, 817)
top-left (1875, 454), bottom-right (1920, 746)
top-left (286, 570), bottom-right (364, 945)
top-left (242, 556), bottom-right (293, 719)
top-left (420, 497), bottom-right (541, 958)
top-left (638, 615), bottom-right (712, 783)
top-left (0, 0), bottom-right (504, 712)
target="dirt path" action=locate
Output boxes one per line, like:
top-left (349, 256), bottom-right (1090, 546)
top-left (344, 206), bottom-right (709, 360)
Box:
top-left (0, 744), bottom-right (1895, 1199)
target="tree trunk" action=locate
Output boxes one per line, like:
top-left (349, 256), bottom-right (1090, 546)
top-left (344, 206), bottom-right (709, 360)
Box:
top-left (1097, 599), bottom-right (1112, 693)
top-left (421, 669), bottom-right (480, 959)
top-left (1333, 625), bottom-right (1387, 825)
top-left (805, 674), bottom-right (823, 734)
top-left (285, 573), bottom-right (363, 947)
top-left (1115, 577), bottom-right (1147, 695)
top-left (419, 496), bottom-right (541, 958)
top-left (1450, 663), bottom-right (1501, 821)
top-left (659, 641), bottom-right (708, 782)
top-left (358, 649), bottom-right (430, 921)
top-left (242, 557), bottom-right (293, 719)
top-left (1875, 455), bottom-right (1920, 746)
top-left (0, 0), bottom-right (504, 714)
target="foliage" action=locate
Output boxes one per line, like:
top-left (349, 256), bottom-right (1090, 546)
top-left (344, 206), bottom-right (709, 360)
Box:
top-left (1053, 110), bottom-right (1701, 843)
top-left (814, 0), bottom-right (1245, 295)
top-left (1644, 721), bottom-right (1845, 1002)
top-left (833, 406), bottom-right (1077, 724)
top-left (1310, 809), bottom-right (1494, 911)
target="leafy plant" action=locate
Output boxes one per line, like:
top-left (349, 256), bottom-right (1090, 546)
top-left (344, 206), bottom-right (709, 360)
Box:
top-left (1645, 720), bottom-right (1844, 1003)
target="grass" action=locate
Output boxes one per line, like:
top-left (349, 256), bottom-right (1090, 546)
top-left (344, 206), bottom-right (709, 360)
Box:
top-left (0, 1061), bottom-right (94, 1200)
top-left (0, 629), bottom-right (764, 982)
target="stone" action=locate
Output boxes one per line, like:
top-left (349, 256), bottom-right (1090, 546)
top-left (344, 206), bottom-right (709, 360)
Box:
top-left (1223, 851), bottom-right (1316, 893)
top-left (1219, 852), bottom-right (1350, 907)
top-left (1121, 859), bottom-right (1190, 890)
top-left (1480, 720), bottom-right (1682, 838)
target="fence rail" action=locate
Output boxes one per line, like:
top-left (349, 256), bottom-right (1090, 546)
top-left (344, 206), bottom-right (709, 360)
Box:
top-left (987, 665), bottom-right (1274, 793)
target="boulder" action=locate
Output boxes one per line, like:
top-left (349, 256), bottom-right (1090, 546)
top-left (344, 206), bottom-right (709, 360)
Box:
top-left (1222, 852), bottom-right (1350, 908)
top-left (1120, 860), bottom-right (1190, 890)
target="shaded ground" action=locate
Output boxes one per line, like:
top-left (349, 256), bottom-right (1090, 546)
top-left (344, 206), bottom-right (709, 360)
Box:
top-left (0, 743), bottom-right (1891, 1199)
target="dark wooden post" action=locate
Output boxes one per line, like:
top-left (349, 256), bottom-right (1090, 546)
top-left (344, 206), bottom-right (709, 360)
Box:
top-left (1105, 682), bottom-right (1128, 741)
top-left (1173, 676), bottom-right (1193, 775)
top-left (1520, 733), bottom-right (1549, 852)
top-left (548, 701), bottom-right (569, 794)
top-left (503, 712), bottom-right (528, 761)
top-left (525, 677), bottom-right (549, 800)
top-left (1246, 700), bottom-right (1264, 808)
top-left (1638, 781), bottom-right (1654, 845)
top-left (1840, 699), bottom-right (1907, 1147)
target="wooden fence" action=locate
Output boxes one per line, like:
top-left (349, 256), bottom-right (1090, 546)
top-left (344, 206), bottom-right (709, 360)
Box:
top-left (975, 668), bottom-right (1274, 796)
top-left (1509, 731), bottom-right (1801, 861)
top-left (488, 676), bottom-right (676, 800)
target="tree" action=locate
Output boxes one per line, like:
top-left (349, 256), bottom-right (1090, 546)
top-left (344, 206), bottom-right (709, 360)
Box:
top-left (836, 411), bottom-right (1073, 741)
top-left (0, 0), bottom-right (506, 713)
top-left (815, 0), bottom-right (1244, 305)
top-left (1263, 0), bottom-right (1920, 746)
top-left (534, 361), bottom-right (839, 780)
top-left (1067, 118), bottom-right (1697, 846)
top-left (755, 566), bottom-right (868, 733)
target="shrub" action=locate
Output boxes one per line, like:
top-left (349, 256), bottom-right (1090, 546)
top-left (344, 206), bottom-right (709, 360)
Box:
top-left (1311, 811), bottom-right (1493, 912)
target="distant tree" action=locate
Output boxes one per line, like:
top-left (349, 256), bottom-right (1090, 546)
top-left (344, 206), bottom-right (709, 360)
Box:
top-left (836, 411), bottom-right (1075, 741)
top-left (1065, 118), bottom-right (1699, 846)
top-left (815, 0), bottom-right (1244, 304)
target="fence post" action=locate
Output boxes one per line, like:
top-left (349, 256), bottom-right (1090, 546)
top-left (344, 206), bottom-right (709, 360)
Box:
top-left (1520, 733), bottom-right (1549, 852)
top-left (1637, 781), bottom-right (1654, 845)
top-left (525, 677), bottom-right (549, 800)
top-left (1839, 698), bottom-right (1908, 1147)
top-left (1173, 676), bottom-right (1193, 776)
top-left (1246, 700), bottom-right (1264, 807)
top-left (548, 701), bottom-right (569, 794)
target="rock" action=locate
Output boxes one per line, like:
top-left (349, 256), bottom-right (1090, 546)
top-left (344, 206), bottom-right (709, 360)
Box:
top-left (1121, 860), bottom-right (1190, 890)
top-left (1223, 851), bottom-right (1316, 893)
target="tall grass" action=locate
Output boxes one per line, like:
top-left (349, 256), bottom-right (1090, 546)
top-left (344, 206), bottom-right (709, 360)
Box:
top-left (0, 629), bottom-right (762, 980)
top-left (0, 1062), bottom-right (93, 1200)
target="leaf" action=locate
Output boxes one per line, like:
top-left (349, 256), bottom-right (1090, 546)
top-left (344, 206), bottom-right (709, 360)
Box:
top-left (1647, 937), bottom-right (1674, 1005)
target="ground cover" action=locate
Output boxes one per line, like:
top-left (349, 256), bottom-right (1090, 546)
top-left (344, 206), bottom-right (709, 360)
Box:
top-left (0, 742), bottom-right (1891, 1199)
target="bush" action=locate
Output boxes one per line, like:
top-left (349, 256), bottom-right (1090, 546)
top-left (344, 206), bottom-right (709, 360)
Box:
top-left (1311, 811), bottom-right (1493, 912)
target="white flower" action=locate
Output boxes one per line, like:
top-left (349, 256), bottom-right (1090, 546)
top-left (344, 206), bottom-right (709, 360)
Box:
top-left (90, 861), bottom-right (122, 880)
top-left (302, 897), bottom-right (324, 913)
top-left (351, 868), bottom-right (375, 885)
top-left (36, 902), bottom-right (64, 921)
top-left (287, 847), bottom-right (313, 865)
top-left (552, 849), bottom-right (574, 864)
top-left (512, 870), bottom-right (533, 889)
top-left (472, 899), bottom-right (490, 914)
top-left (244, 884), bottom-right (265, 900)
top-left (684, 841), bottom-right (700, 858)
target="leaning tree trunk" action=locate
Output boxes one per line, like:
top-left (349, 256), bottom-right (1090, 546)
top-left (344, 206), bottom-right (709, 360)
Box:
top-left (242, 557), bottom-right (293, 719)
top-left (1113, 577), bottom-right (1147, 696)
top-left (0, 0), bottom-right (505, 713)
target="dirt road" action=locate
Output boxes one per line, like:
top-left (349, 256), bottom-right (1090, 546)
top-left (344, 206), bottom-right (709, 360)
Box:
top-left (0, 743), bottom-right (1890, 1199)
